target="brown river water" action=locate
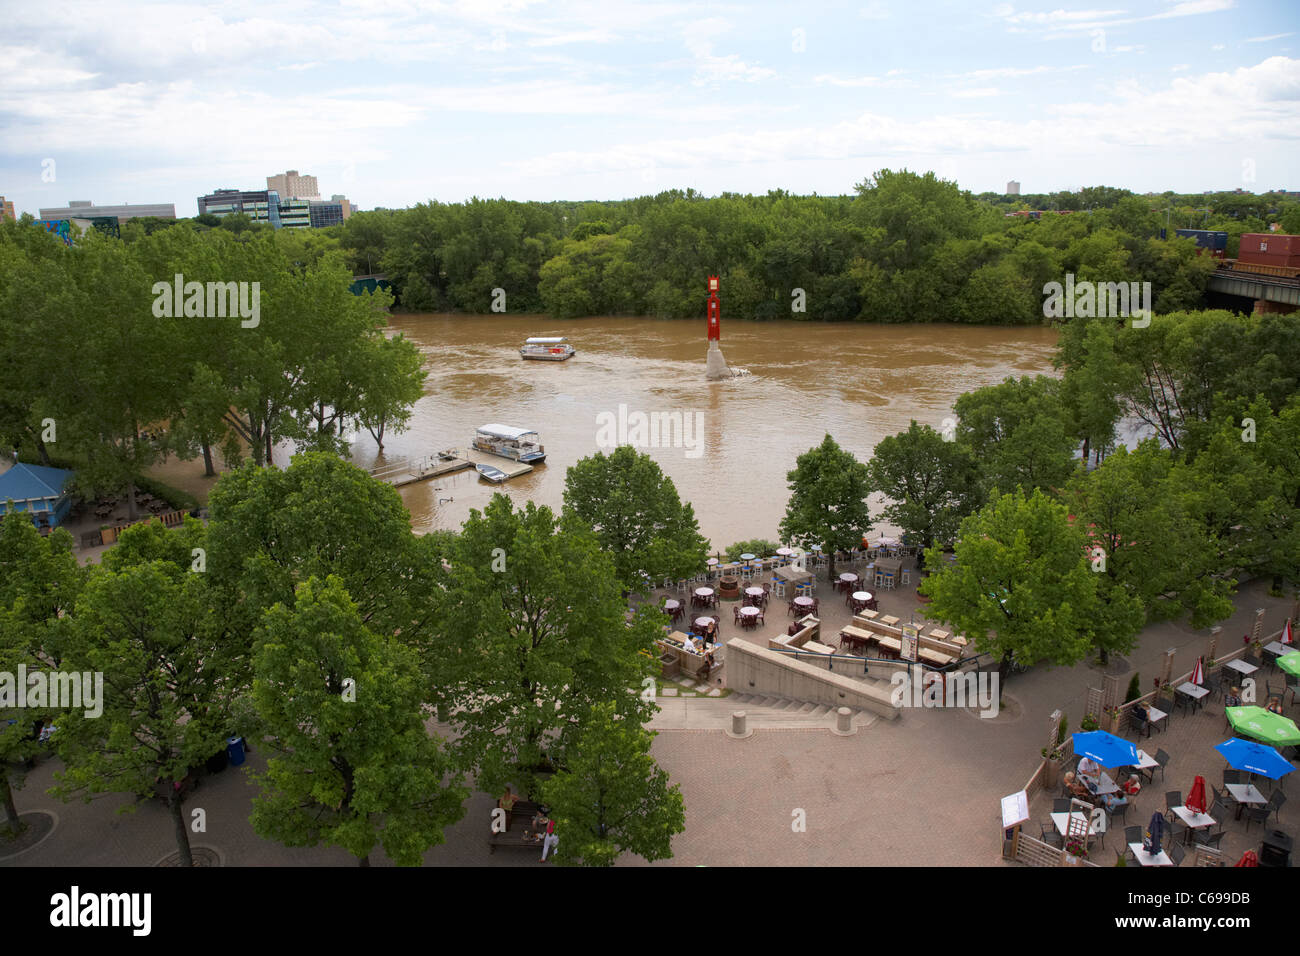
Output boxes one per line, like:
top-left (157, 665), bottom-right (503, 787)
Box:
top-left (344, 315), bottom-right (1060, 550)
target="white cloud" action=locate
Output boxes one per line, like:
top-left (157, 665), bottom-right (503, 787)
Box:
top-left (996, 0), bottom-right (1234, 32)
top-left (859, 1), bottom-right (890, 19)
top-left (952, 87), bottom-right (1001, 97)
top-left (1246, 33), bottom-right (1295, 43)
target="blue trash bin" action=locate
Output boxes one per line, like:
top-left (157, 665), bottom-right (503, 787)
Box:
top-left (226, 736), bottom-right (246, 767)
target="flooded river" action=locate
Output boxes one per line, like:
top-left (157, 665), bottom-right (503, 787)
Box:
top-left (345, 315), bottom-right (1060, 550)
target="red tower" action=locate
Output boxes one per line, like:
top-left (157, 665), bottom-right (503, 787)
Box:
top-left (707, 275), bottom-right (720, 342)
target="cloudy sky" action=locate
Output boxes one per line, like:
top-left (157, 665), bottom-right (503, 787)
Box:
top-left (2, 0), bottom-right (1297, 216)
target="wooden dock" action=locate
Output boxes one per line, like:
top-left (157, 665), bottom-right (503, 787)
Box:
top-left (369, 448), bottom-right (533, 487)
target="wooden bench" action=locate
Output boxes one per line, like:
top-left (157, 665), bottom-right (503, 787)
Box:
top-left (487, 799), bottom-right (550, 853)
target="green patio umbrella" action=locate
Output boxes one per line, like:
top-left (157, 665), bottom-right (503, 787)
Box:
top-left (1225, 706), bottom-right (1300, 746)
top-left (1277, 651), bottom-right (1300, 678)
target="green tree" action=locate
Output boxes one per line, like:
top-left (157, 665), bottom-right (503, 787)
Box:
top-left (1065, 442), bottom-right (1232, 648)
top-left (539, 702), bottom-right (684, 866)
top-left (432, 494), bottom-right (659, 798)
top-left (867, 422), bottom-right (982, 565)
top-left (919, 488), bottom-right (1111, 681)
top-left (563, 446), bottom-right (709, 592)
top-left (205, 453), bottom-right (439, 652)
top-left (779, 434), bottom-right (873, 580)
top-left (954, 376), bottom-right (1079, 495)
top-left (250, 575), bottom-right (466, 866)
top-left (50, 555), bottom-right (236, 866)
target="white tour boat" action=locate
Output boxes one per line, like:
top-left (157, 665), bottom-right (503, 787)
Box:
top-left (473, 424), bottom-right (547, 464)
top-left (520, 337), bottom-right (575, 361)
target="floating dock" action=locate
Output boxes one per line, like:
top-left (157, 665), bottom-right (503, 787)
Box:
top-left (369, 448), bottom-right (533, 487)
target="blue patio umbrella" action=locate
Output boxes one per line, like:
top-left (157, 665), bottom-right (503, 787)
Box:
top-left (1215, 738), bottom-right (1296, 780)
top-left (1071, 730), bottom-right (1140, 768)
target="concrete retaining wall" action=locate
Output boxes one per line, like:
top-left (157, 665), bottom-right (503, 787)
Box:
top-left (724, 638), bottom-right (899, 719)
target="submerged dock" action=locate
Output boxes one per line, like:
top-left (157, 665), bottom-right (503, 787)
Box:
top-left (368, 448), bottom-right (533, 487)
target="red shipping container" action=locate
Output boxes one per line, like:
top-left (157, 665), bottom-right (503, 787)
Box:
top-left (1241, 233), bottom-right (1300, 255)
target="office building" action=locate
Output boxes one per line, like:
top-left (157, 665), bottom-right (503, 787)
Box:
top-left (37, 200), bottom-right (176, 222)
top-left (1006, 181), bottom-right (1021, 196)
top-left (0, 196), bottom-right (14, 221)
top-left (308, 195), bottom-right (353, 228)
top-left (266, 169), bottom-right (320, 200)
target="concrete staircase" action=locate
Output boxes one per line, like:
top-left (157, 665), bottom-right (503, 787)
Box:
top-left (724, 693), bottom-right (847, 719)
top-left (649, 690), bottom-right (874, 732)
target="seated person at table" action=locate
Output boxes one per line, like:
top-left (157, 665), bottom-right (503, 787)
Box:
top-left (1267, 696), bottom-right (1284, 715)
top-left (1096, 771), bottom-right (1131, 813)
top-left (1224, 686), bottom-right (1241, 708)
top-left (1076, 755), bottom-right (1101, 783)
top-left (1120, 771), bottom-right (1142, 798)
top-left (1063, 772), bottom-right (1096, 806)
top-left (681, 634), bottom-right (698, 654)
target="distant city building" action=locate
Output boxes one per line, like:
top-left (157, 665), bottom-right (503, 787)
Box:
top-left (0, 196), bottom-right (14, 221)
top-left (1006, 180), bottom-right (1021, 196)
top-left (266, 169), bottom-right (320, 200)
top-left (197, 188), bottom-right (282, 226)
top-left (200, 186), bottom-right (351, 229)
top-left (37, 200), bottom-right (175, 223)
top-left (308, 195), bottom-right (353, 228)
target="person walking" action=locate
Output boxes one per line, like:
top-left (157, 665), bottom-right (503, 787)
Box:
top-left (540, 818), bottom-right (558, 863)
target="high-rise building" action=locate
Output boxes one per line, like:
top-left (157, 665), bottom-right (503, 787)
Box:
top-left (0, 196), bottom-right (15, 221)
top-left (1006, 181), bottom-right (1021, 196)
top-left (38, 200), bottom-right (176, 222)
top-left (266, 169), bottom-right (321, 200)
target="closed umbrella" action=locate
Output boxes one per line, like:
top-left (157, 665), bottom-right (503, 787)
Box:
top-left (1282, 619), bottom-right (1293, 645)
top-left (1215, 738), bottom-right (1296, 779)
top-left (1186, 775), bottom-right (1207, 815)
top-left (1234, 850), bottom-right (1258, 867)
top-left (1143, 811), bottom-right (1164, 856)
top-left (1071, 730), bottom-right (1140, 768)
top-left (1190, 656), bottom-right (1205, 686)
top-left (1226, 706), bottom-right (1300, 746)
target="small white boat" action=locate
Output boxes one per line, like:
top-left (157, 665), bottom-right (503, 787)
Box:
top-left (473, 424), bottom-right (546, 464)
top-left (520, 337), bottom-right (575, 361)
top-left (475, 463), bottom-right (507, 483)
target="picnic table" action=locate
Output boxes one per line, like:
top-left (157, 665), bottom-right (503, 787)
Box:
top-left (1176, 682), bottom-right (1209, 712)
top-left (838, 625), bottom-right (873, 652)
top-left (1225, 783), bottom-right (1267, 819)
top-left (879, 615), bottom-right (900, 627)
top-left (1050, 811), bottom-right (1100, 838)
top-left (1128, 843), bottom-right (1173, 866)
top-left (1144, 705), bottom-right (1168, 733)
top-left (918, 647), bottom-right (956, 667)
top-left (1170, 806), bottom-right (1216, 843)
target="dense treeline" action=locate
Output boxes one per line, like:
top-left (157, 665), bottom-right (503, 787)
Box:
top-left (0, 220), bottom-right (425, 504)
top-left (66, 171), bottom-right (1300, 324)
top-left (340, 171), bottom-right (1227, 322)
top-left (852, 306), bottom-right (1300, 678)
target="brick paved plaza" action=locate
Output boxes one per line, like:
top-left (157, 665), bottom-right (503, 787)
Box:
top-left (2, 569), bottom-right (1293, 867)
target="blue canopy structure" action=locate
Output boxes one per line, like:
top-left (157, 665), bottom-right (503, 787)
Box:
top-left (1071, 730), bottom-right (1140, 768)
top-left (1215, 738), bottom-right (1295, 780)
top-left (0, 463), bottom-right (76, 528)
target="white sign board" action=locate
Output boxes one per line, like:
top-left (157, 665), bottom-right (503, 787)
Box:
top-left (1001, 790), bottom-right (1029, 829)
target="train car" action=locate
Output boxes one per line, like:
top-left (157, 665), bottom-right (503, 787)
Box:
top-left (1175, 228), bottom-right (1228, 259)
top-left (1223, 259), bottom-right (1300, 279)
